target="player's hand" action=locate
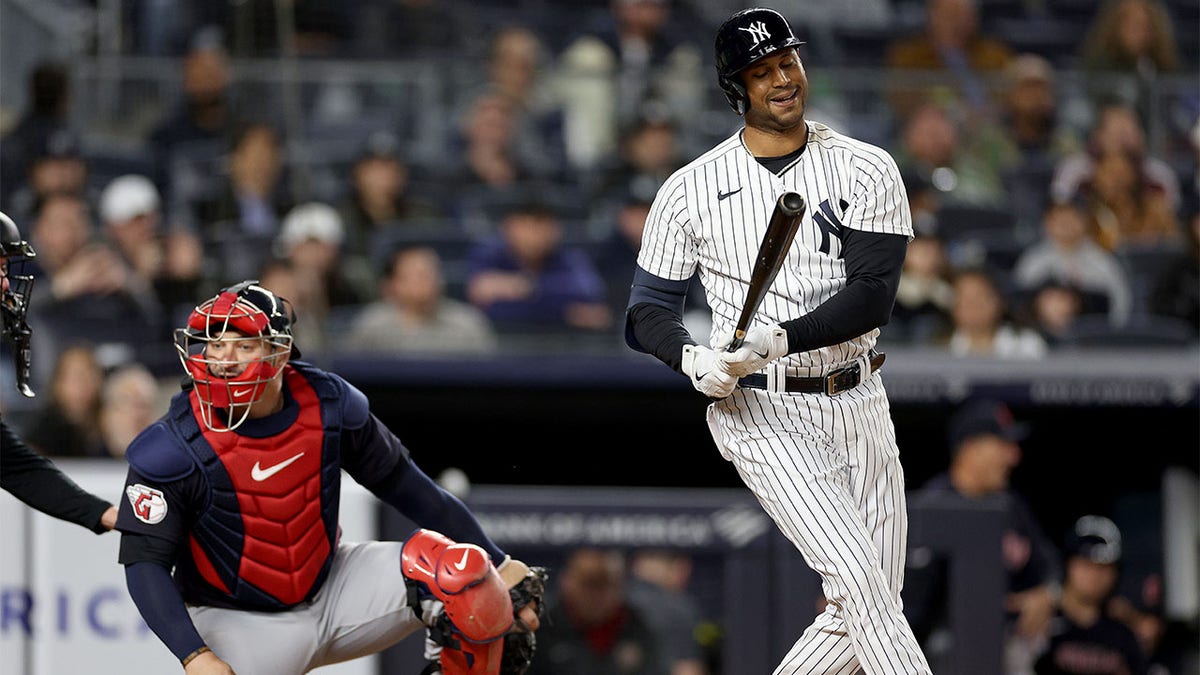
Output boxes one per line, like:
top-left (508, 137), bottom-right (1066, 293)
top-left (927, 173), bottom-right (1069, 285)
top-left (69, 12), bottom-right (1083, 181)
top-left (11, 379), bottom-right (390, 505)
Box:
top-left (100, 505), bottom-right (118, 531)
top-left (682, 344), bottom-right (738, 399)
top-left (498, 558), bottom-right (546, 632)
top-left (1006, 585), bottom-right (1057, 639)
top-left (183, 649), bottom-right (236, 674)
top-left (720, 324), bottom-right (789, 377)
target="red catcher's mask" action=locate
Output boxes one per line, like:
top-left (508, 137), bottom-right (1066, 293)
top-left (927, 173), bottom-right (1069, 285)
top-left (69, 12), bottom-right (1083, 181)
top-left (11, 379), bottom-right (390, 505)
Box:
top-left (174, 281), bottom-right (297, 431)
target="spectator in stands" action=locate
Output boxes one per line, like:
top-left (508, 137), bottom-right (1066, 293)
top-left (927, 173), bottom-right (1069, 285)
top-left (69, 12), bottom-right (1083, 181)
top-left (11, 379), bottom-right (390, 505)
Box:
top-left (1024, 280), bottom-right (1087, 347)
top-left (272, 202), bottom-right (371, 352)
top-left (0, 60), bottom-right (72, 213)
top-left (254, 257), bottom-right (324, 353)
top-left (892, 232), bottom-right (955, 344)
top-left (346, 246), bottom-right (497, 355)
top-left (1079, 0), bottom-right (1180, 122)
top-left (1013, 201), bottom-right (1133, 326)
top-left (884, 0), bottom-right (1014, 121)
top-left (905, 399), bottom-right (1061, 673)
top-left (591, 106), bottom-right (684, 205)
top-left (480, 25), bottom-right (568, 170)
top-left (894, 101), bottom-right (1008, 210)
top-left (5, 129), bottom-right (91, 225)
top-left (1082, 147), bottom-right (1182, 252)
top-left (98, 174), bottom-right (205, 327)
top-left (27, 193), bottom-right (161, 378)
top-left (1148, 212), bottom-right (1199, 337)
top-left (192, 121), bottom-right (293, 280)
top-left (444, 92), bottom-right (557, 224)
top-left (97, 363), bottom-right (163, 459)
top-left (529, 547), bottom-right (669, 675)
top-left (1051, 103), bottom-right (1181, 218)
top-left (627, 549), bottom-right (711, 675)
top-left (556, 0), bottom-right (704, 171)
top-left (21, 343), bottom-right (106, 458)
top-left (1033, 515), bottom-right (1149, 675)
top-left (466, 200), bottom-right (611, 332)
top-left (995, 54), bottom-right (1082, 232)
top-left (148, 30), bottom-right (242, 201)
top-left (99, 174), bottom-right (164, 288)
top-left (337, 131), bottom-right (443, 259)
top-left (945, 267), bottom-right (1047, 358)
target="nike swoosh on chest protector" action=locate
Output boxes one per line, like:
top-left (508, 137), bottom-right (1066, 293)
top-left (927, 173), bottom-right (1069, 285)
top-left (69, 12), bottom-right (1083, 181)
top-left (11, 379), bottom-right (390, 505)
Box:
top-left (251, 452), bottom-right (306, 481)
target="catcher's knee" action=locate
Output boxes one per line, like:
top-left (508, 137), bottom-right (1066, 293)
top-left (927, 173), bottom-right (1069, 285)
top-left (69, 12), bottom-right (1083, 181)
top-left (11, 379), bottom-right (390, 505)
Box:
top-left (401, 529), bottom-right (514, 642)
top-left (400, 529), bottom-right (548, 675)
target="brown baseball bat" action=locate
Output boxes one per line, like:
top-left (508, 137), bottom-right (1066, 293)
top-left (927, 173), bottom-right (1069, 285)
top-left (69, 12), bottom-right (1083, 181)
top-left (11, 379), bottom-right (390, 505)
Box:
top-left (727, 191), bottom-right (806, 352)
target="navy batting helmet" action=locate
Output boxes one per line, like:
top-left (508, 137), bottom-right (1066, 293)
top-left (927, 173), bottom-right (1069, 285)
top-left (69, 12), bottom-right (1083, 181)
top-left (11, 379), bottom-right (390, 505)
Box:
top-left (715, 8), bottom-right (804, 115)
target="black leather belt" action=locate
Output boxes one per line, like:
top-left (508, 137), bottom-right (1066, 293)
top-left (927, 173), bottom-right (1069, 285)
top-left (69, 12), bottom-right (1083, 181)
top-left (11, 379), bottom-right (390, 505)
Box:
top-left (738, 352), bottom-right (886, 396)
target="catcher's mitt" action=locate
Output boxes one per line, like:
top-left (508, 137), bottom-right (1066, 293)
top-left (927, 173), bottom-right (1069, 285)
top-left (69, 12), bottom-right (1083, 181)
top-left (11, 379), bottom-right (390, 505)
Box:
top-left (501, 565), bottom-right (548, 674)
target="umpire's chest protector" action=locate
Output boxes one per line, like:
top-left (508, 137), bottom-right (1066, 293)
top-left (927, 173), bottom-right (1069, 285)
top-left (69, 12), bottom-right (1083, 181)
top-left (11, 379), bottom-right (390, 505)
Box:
top-left (167, 363), bottom-right (344, 610)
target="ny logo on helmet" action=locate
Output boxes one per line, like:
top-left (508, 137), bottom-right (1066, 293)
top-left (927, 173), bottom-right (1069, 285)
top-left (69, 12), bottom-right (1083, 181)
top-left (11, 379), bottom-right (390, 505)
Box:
top-left (738, 21), bottom-right (771, 46)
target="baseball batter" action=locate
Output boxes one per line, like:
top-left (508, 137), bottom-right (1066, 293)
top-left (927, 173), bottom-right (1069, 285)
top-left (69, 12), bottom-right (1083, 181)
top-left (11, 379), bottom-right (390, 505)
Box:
top-left (625, 8), bottom-right (931, 674)
top-left (115, 281), bottom-right (544, 674)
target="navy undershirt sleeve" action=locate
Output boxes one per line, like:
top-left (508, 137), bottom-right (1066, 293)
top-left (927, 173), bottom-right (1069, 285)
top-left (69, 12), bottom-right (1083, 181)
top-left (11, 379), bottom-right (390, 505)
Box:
top-left (125, 561), bottom-right (206, 661)
top-left (366, 460), bottom-right (506, 564)
top-left (780, 230), bottom-right (907, 353)
top-left (625, 267), bottom-right (695, 373)
top-left (626, 303), bottom-right (695, 374)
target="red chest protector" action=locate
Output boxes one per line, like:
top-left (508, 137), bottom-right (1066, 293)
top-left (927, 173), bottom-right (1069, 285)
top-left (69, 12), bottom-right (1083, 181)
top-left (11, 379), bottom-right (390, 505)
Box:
top-left (186, 365), bottom-right (336, 607)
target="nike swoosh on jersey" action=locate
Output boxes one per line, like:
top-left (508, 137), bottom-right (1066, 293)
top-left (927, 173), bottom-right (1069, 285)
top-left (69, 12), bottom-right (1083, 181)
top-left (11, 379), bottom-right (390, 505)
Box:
top-left (251, 452), bottom-right (305, 481)
top-left (232, 387), bottom-right (254, 398)
top-left (453, 549), bottom-right (471, 571)
top-left (717, 187), bottom-right (742, 201)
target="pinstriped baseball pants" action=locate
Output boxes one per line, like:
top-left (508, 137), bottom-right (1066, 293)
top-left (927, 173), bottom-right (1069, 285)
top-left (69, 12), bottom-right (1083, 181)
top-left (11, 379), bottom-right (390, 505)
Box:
top-left (706, 373), bottom-right (932, 675)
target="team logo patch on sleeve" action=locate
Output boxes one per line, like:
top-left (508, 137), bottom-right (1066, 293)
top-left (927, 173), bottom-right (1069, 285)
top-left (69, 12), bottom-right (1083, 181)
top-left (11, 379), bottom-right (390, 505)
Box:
top-left (126, 484), bottom-right (168, 524)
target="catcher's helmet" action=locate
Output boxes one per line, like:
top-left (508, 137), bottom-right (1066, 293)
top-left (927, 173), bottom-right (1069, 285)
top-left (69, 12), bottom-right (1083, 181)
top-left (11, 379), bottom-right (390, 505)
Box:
top-left (1, 210), bottom-right (38, 397)
top-left (175, 280), bottom-right (299, 431)
top-left (715, 7), bottom-right (804, 115)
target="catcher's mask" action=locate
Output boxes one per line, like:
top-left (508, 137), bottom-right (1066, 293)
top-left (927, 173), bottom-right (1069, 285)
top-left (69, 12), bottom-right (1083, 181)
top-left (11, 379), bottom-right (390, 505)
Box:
top-left (175, 280), bottom-right (299, 432)
top-left (1, 211), bottom-right (38, 397)
top-left (714, 7), bottom-right (805, 115)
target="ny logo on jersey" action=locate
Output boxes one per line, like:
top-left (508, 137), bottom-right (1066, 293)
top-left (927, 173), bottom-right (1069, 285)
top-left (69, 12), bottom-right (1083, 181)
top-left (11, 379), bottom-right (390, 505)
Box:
top-left (813, 198), bottom-right (849, 255)
top-left (738, 21), bottom-right (772, 46)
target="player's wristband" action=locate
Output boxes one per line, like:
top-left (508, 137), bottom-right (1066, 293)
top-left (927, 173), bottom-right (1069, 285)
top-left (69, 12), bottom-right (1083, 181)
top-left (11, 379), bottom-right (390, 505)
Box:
top-left (181, 646), bottom-right (211, 667)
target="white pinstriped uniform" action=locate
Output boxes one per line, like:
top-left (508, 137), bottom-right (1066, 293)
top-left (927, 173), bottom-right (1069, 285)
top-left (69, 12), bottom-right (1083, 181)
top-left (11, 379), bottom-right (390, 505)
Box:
top-left (637, 121), bottom-right (931, 674)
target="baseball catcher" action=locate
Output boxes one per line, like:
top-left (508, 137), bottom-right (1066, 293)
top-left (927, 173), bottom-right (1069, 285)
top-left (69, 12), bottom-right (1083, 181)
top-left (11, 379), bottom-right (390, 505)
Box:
top-left (115, 280), bottom-right (545, 674)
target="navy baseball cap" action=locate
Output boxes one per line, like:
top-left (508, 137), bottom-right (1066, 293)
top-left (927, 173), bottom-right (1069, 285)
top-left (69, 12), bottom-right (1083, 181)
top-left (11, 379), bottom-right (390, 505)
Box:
top-left (947, 399), bottom-right (1029, 450)
top-left (1065, 515), bottom-right (1122, 564)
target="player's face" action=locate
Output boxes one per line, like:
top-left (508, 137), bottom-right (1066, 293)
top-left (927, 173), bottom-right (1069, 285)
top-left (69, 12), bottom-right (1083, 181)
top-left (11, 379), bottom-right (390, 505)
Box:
top-left (0, 255), bottom-right (9, 295)
top-left (741, 48), bottom-right (807, 133)
top-left (1066, 558), bottom-right (1118, 603)
top-left (966, 435), bottom-right (1021, 492)
top-left (204, 332), bottom-right (273, 378)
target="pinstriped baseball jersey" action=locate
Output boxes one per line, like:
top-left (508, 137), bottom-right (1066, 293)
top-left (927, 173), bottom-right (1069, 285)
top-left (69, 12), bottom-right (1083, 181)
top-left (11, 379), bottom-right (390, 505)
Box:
top-left (637, 121), bottom-right (912, 368)
top-left (639, 120), bottom-right (932, 674)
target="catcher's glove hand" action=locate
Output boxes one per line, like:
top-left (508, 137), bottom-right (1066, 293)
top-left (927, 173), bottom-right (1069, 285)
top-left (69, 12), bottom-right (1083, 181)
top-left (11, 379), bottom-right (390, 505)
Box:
top-left (498, 562), bottom-right (548, 675)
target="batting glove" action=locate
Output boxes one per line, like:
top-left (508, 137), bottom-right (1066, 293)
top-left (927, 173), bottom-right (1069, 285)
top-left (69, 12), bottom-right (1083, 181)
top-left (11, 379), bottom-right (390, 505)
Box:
top-left (720, 324), bottom-right (789, 377)
top-left (682, 344), bottom-right (738, 399)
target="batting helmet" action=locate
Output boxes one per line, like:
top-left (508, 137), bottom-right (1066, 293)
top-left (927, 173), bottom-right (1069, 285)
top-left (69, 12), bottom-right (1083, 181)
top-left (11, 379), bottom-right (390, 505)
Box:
top-left (714, 8), bottom-right (805, 115)
top-left (175, 280), bottom-right (299, 431)
top-left (1, 210), bottom-right (38, 397)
